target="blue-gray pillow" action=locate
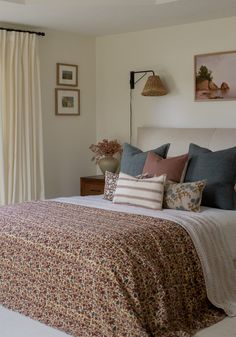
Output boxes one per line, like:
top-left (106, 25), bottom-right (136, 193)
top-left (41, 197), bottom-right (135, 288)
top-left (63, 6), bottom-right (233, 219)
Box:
top-left (120, 143), bottom-right (170, 176)
top-left (184, 143), bottom-right (236, 210)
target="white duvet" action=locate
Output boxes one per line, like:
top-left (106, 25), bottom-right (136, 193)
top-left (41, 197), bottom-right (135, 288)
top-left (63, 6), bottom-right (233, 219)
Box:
top-left (56, 195), bottom-right (236, 316)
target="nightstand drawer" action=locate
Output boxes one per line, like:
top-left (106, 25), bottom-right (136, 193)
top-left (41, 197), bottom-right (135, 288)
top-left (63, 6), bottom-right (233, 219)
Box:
top-left (83, 183), bottom-right (104, 195)
top-left (80, 176), bottom-right (105, 196)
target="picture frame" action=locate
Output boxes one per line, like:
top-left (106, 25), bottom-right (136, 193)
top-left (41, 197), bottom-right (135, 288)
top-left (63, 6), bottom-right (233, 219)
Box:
top-left (194, 50), bottom-right (236, 101)
top-left (55, 88), bottom-right (80, 116)
top-left (57, 63), bottom-right (78, 87)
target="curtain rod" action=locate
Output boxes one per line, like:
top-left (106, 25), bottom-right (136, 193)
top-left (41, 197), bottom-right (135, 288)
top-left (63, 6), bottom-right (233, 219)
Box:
top-left (0, 27), bottom-right (45, 36)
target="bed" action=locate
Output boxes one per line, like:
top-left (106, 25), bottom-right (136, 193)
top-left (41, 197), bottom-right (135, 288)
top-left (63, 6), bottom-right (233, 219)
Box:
top-left (1, 127), bottom-right (236, 337)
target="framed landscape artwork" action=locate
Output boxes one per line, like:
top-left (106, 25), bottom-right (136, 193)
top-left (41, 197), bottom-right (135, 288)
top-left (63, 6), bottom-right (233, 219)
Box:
top-left (195, 51), bottom-right (236, 101)
top-left (57, 63), bottom-right (78, 87)
top-left (55, 89), bottom-right (80, 116)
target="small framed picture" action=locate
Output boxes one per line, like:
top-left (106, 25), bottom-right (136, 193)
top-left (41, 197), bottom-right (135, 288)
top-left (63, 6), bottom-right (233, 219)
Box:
top-left (195, 50), bottom-right (236, 101)
top-left (57, 63), bottom-right (78, 87)
top-left (55, 89), bottom-right (80, 116)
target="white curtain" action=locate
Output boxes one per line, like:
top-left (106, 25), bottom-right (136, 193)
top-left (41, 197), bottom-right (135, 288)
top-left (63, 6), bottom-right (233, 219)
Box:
top-left (0, 31), bottom-right (45, 205)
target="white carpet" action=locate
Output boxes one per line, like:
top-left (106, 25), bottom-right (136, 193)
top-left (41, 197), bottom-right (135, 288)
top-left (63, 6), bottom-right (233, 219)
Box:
top-left (0, 306), bottom-right (72, 337)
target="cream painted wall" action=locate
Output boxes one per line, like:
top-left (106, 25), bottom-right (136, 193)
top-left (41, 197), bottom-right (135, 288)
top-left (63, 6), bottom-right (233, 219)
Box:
top-left (40, 30), bottom-right (96, 198)
top-left (2, 16), bottom-right (236, 197)
top-left (96, 16), bottom-right (236, 145)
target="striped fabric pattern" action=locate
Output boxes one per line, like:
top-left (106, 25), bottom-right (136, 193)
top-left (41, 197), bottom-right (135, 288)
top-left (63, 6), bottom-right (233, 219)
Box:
top-left (113, 172), bottom-right (166, 210)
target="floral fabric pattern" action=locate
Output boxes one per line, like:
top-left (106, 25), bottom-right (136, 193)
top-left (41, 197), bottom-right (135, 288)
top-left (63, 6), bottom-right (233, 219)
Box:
top-left (103, 171), bottom-right (118, 201)
top-left (164, 180), bottom-right (207, 212)
top-left (0, 200), bottom-right (224, 337)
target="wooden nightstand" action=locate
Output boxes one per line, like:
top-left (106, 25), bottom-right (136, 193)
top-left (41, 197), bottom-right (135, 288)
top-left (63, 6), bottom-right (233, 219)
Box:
top-left (80, 175), bottom-right (105, 196)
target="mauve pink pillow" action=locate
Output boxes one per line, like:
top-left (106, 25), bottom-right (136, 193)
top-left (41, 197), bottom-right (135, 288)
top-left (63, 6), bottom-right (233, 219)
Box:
top-left (142, 151), bottom-right (189, 182)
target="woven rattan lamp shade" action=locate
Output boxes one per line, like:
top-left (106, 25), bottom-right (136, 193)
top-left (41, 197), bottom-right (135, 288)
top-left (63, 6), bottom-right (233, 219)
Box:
top-left (142, 75), bottom-right (167, 96)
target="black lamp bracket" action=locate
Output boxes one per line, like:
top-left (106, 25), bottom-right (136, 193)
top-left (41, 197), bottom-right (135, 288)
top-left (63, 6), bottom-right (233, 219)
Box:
top-left (130, 70), bottom-right (155, 89)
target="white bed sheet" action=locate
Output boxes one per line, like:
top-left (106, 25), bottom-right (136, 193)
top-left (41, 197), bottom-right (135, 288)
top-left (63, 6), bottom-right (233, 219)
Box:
top-left (1, 195), bottom-right (236, 337)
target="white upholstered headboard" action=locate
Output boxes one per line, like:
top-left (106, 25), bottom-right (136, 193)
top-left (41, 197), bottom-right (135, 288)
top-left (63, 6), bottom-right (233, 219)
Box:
top-left (137, 127), bottom-right (236, 156)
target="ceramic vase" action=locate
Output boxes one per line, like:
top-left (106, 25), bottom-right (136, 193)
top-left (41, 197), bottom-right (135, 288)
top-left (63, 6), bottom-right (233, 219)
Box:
top-left (98, 156), bottom-right (119, 175)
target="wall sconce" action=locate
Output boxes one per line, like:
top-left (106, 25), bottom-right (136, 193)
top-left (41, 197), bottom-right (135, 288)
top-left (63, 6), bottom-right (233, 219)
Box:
top-left (129, 70), bottom-right (167, 143)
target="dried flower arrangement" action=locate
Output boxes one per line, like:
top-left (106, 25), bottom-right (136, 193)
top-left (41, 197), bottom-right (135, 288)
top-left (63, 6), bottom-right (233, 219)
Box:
top-left (89, 139), bottom-right (122, 163)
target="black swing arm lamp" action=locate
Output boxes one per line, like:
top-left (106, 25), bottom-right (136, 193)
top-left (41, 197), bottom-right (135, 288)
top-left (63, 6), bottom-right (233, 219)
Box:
top-left (129, 69), bottom-right (167, 144)
top-left (130, 70), bottom-right (155, 90)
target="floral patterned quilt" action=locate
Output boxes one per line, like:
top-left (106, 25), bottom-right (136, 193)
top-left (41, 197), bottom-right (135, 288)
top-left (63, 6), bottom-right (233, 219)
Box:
top-left (0, 201), bottom-right (224, 337)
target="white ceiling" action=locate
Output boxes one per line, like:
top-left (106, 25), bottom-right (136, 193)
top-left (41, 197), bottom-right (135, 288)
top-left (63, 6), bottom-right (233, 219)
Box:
top-left (1, 0), bottom-right (236, 36)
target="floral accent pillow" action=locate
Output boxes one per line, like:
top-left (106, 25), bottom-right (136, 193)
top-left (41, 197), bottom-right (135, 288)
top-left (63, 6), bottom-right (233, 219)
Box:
top-left (164, 180), bottom-right (207, 212)
top-left (103, 171), bottom-right (119, 201)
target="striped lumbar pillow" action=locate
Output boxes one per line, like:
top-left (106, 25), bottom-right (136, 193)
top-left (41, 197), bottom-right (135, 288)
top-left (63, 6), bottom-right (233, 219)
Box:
top-left (113, 172), bottom-right (166, 210)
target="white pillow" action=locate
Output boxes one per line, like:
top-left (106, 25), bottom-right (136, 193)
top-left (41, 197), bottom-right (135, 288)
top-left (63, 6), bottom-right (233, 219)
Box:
top-left (113, 172), bottom-right (166, 210)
